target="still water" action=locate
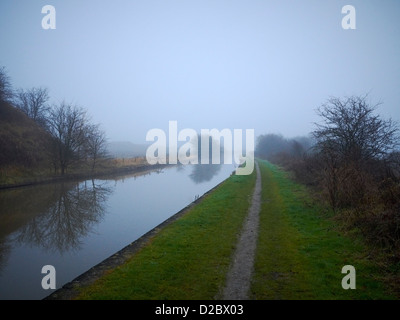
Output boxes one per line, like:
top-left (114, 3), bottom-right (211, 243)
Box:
top-left (0, 164), bottom-right (234, 300)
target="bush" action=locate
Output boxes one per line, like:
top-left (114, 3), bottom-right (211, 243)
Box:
top-left (359, 205), bottom-right (400, 253)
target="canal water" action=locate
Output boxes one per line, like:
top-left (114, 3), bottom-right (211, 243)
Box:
top-left (0, 164), bottom-right (234, 300)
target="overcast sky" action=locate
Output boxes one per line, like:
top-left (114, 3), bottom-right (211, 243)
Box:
top-left (1, 0), bottom-right (399, 143)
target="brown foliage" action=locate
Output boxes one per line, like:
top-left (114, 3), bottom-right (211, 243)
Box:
top-left (0, 100), bottom-right (51, 170)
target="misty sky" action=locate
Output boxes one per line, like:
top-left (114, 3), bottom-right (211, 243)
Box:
top-left (1, 0), bottom-right (399, 143)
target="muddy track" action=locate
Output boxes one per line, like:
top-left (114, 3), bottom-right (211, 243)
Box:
top-left (222, 161), bottom-right (261, 300)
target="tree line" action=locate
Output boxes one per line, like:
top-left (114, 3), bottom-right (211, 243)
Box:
top-left (0, 66), bottom-right (108, 175)
top-left (256, 94), bottom-right (400, 252)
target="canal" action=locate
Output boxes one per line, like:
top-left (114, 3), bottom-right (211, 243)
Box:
top-left (0, 164), bottom-right (234, 300)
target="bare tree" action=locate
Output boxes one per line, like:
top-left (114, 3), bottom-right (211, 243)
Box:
top-left (0, 66), bottom-right (13, 103)
top-left (15, 87), bottom-right (50, 128)
top-left (290, 140), bottom-right (305, 158)
top-left (256, 133), bottom-right (290, 159)
top-left (47, 102), bottom-right (88, 175)
top-left (312, 95), bottom-right (399, 210)
top-left (313, 95), bottom-right (399, 164)
top-left (84, 123), bottom-right (108, 171)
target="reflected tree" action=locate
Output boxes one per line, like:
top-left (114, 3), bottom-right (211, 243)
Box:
top-left (0, 238), bottom-right (11, 277)
top-left (189, 164), bottom-right (222, 184)
top-left (11, 180), bottom-right (113, 253)
top-left (188, 133), bottom-right (223, 184)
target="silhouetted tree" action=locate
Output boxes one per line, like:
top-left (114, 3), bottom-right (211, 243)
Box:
top-left (256, 133), bottom-right (290, 159)
top-left (0, 66), bottom-right (13, 103)
top-left (47, 102), bottom-right (88, 175)
top-left (84, 123), bottom-right (108, 171)
top-left (15, 87), bottom-right (50, 128)
top-left (313, 95), bottom-right (398, 164)
top-left (290, 140), bottom-right (305, 158)
top-left (312, 95), bottom-right (399, 210)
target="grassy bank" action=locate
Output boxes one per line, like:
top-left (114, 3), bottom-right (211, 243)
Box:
top-left (251, 159), bottom-right (394, 299)
top-left (0, 157), bottom-right (151, 189)
top-left (74, 160), bottom-right (395, 300)
top-left (75, 170), bottom-right (256, 299)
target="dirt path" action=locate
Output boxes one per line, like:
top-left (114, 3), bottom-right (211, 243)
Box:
top-left (222, 161), bottom-right (261, 300)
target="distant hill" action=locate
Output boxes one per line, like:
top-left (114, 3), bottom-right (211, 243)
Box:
top-left (106, 141), bottom-right (149, 158)
top-left (0, 100), bottom-right (51, 170)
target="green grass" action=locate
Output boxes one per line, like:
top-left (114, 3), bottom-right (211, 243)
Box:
top-left (75, 159), bottom-right (395, 300)
top-left (251, 159), bottom-right (394, 299)
top-left (76, 170), bottom-right (256, 299)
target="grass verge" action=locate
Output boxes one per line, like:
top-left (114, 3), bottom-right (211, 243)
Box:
top-left (251, 159), bottom-right (395, 299)
top-left (75, 159), bottom-right (395, 300)
top-left (0, 157), bottom-right (151, 189)
top-left (75, 170), bottom-right (256, 299)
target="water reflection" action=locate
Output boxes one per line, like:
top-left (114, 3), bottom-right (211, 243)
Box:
top-left (0, 162), bottom-right (236, 299)
top-left (189, 164), bottom-right (222, 184)
top-left (0, 179), bottom-right (113, 258)
top-left (0, 240), bottom-right (11, 277)
top-left (187, 133), bottom-right (229, 184)
top-left (100, 168), bottom-right (164, 184)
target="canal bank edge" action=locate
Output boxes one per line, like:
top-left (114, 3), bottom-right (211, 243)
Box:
top-left (44, 170), bottom-right (235, 300)
top-left (0, 163), bottom-right (168, 190)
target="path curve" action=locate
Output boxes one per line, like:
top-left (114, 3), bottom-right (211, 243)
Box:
top-left (222, 161), bottom-right (261, 300)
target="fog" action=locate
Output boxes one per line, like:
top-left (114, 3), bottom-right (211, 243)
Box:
top-left (1, 0), bottom-right (399, 144)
